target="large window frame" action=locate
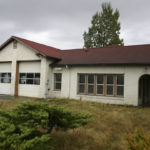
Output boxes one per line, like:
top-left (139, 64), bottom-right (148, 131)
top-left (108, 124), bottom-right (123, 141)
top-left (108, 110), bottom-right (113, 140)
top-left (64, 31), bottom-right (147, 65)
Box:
top-left (78, 74), bottom-right (124, 97)
top-left (19, 73), bottom-right (40, 85)
top-left (0, 72), bottom-right (11, 84)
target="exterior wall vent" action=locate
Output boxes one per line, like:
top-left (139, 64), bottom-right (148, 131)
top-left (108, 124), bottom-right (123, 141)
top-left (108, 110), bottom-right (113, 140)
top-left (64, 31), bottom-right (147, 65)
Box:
top-left (13, 40), bottom-right (17, 49)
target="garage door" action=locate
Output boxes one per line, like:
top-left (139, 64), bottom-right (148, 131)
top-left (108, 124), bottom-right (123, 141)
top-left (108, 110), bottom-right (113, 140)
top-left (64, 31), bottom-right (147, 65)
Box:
top-left (18, 61), bottom-right (41, 97)
top-left (0, 62), bottom-right (11, 95)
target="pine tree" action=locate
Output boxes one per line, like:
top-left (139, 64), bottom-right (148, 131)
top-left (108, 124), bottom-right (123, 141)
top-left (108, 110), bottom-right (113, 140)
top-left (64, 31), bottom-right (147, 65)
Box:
top-left (83, 2), bottom-right (124, 48)
top-left (0, 102), bottom-right (91, 150)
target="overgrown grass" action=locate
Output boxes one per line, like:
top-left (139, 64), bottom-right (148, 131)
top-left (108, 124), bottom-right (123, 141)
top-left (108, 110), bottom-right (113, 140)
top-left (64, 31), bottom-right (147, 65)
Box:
top-left (0, 98), bottom-right (150, 150)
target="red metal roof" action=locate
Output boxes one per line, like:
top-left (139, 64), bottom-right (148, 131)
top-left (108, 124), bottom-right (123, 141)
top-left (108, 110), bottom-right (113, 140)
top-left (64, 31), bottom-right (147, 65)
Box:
top-left (1, 36), bottom-right (150, 65)
top-left (56, 45), bottom-right (150, 65)
top-left (13, 36), bottom-right (61, 59)
top-left (0, 36), bottom-right (61, 59)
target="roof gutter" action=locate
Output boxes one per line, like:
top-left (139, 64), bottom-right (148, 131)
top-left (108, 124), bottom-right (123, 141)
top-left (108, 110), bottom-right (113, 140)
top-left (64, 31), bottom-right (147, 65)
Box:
top-left (51, 63), bottom-right (150, 67)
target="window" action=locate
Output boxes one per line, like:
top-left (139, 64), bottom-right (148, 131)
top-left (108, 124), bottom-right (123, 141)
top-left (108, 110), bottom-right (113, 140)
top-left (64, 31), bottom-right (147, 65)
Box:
top-left (0, 73), bottom-right (11, 83)
top-left (78, 74), bottom-right (86, 94)
top-left (116, 74), bottom-right (124, 96)
top-left (78, 74), bottom-right (124, 97)
top-left (19, 73), bottom-right (40, 85)
top-left (54, 73), bottom-right (62, 90)
top-left (88, 74), bottom-right (94, 94)
top-left (96, 74), bottom-right (104, 95)
top-left (13, 40), bottom-right (17, 49)
top-left (106, 74), bottom-right (114, 96)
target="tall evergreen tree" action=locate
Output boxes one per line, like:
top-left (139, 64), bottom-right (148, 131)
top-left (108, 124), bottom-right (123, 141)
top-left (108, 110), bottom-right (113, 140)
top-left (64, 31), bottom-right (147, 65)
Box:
top-left (83, 2), bottom-right (124, 48)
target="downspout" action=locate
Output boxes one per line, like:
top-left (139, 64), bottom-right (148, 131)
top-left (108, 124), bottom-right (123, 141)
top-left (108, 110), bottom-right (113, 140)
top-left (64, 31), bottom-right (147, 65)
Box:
top-left (45, 60), bottom-right (50, 99)
top-left (66, 65), bottom-right (71, 99)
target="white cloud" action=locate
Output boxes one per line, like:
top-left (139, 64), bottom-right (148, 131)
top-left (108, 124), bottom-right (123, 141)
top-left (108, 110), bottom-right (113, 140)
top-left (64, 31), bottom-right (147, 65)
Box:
top-left (0, 0), bottom-right (150, 49)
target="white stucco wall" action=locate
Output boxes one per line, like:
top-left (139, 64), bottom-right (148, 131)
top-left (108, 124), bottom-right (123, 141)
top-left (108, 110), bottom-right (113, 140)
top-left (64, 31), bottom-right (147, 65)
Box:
top-left (49, 65), bottom-right (150, 106)
top-left (1, 40), bottom-right (150, 106)
top-left (0, 41), bottom-right (54, 98)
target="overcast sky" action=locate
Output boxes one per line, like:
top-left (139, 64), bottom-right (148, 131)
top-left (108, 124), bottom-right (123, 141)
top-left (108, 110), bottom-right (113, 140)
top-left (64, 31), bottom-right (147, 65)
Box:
top-left (0, 0), bottom-right (150, 49)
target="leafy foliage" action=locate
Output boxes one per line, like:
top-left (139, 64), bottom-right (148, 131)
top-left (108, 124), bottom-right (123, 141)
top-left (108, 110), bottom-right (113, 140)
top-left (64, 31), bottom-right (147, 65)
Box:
top-left (127, 128), bottom-right (150, 150)
top-left (83, 2), bottom-right (124, 48)
top-left (0, 102), bottom-right (91, 150)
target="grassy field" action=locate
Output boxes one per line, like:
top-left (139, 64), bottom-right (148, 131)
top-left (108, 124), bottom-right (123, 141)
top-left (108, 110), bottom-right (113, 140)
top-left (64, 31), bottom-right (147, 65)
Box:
top-left (0, 98), bottom-right (150, 150)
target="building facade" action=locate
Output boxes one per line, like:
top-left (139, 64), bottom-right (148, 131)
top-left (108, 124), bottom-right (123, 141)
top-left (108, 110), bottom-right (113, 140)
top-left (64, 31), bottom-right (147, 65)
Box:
top-left (0, 36), bottom-right (150, 106)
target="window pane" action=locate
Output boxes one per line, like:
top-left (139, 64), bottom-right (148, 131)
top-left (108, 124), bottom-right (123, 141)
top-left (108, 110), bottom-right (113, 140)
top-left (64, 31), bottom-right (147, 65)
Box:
top-left (8, 73), bottom-right (11, 78)
top-left (88, 85), bottom-right (94, 94)
top-left (79, 84), bottom-right (85, 93)
top-left (20, 73), bottom-right (26, 78)
top-left (117, 86), bottom-right (124, 96)
top-left (117, 75), bottom-right (124, 85)
top-left (27, 73), bottom-right (34, 78)
top-left (35, 73), bottom-right (40, 78)
top-left (26, 79), bottom-right (33, 84)
top-left (97, 75), bottom-right (103, 84)
top-left (19, 79), bottom-right (26, 84)
top-left (88, 74), bottom-right (94, 84)
top-left (34, 79), bottom-right (40, 85)
top-left (1, 78), bottom-right (10, 83)
top-left (107, 85), bottom-right (113, 95)
top-left (97, 85), bottom-right (103, 94)
top-left (2, 73), bottom-right (7, 77)
top-left (0, 73), bottom-right (11, 83)
top-left (79, 74), bottom-right (85, 83)
top-left (55, 74), bottom-right (61, 82)
top-left (56, 83), bottom-right (61, 90)
top-left (107, 75), bottom-right (113, 84)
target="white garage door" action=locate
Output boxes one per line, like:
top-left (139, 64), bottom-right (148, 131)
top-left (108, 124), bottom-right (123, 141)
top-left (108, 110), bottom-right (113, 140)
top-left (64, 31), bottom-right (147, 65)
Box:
top-left (0, 62), bottom-right (11, 95)
top-left (18, 61), bottom-right (41, 97)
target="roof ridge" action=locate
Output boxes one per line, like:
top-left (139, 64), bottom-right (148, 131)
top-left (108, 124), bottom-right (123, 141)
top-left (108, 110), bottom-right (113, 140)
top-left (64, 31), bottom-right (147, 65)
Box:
top-left (62, 43), bottom-right (150, 51)
top-left (12, 36), bottom-right (61, 51)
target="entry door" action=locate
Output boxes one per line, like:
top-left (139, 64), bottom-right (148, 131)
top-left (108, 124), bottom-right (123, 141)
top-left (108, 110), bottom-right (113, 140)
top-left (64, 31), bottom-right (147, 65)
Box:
top-left (140, 76), bottom-right (150, 105)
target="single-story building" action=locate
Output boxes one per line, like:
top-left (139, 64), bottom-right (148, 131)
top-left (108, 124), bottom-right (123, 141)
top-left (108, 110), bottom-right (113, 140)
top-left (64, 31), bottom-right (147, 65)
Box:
top-left (0, 36), bottom-right (150, 106)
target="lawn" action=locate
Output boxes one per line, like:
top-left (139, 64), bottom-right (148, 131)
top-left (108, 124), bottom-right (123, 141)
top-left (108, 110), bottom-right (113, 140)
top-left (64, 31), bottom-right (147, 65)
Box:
top-left (0, 98), bottom-right (150, 150)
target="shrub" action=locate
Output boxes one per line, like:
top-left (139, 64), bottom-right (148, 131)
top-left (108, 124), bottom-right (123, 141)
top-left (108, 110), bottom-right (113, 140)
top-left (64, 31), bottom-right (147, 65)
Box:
top-left (127, 128), bottom-right (150, 150)
top-left (0, 102), bottom-right (91, 150)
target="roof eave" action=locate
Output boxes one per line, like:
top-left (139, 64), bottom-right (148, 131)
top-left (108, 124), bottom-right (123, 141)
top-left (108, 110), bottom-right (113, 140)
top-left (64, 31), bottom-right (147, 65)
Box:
top-left (51, 63), bottom-right (150, 67)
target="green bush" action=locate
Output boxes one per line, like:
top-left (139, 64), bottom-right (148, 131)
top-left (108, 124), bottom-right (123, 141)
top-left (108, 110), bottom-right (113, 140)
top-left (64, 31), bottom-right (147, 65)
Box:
top-left (127, 128), bottom-right (150, 150)
top-left (0, 102), bottom-right (91, 150)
